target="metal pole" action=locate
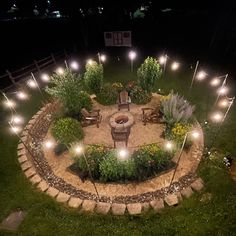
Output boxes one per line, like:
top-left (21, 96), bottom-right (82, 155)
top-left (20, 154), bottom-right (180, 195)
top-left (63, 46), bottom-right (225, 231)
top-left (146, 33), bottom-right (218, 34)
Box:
top-left (214, 74), bottom-right (228, 106)
top-left (31, 72), bottom-right (44, 99)
top-left (98, 52), bottom-right (101, 64)
top-left (162, 54), bottom-right (167, 80)
top-left (131, 59), bottom-right (133, 72)
top-left (64, 60), bottom-right (69, 69)
top-left (189, 60), bottom-right (199, 92)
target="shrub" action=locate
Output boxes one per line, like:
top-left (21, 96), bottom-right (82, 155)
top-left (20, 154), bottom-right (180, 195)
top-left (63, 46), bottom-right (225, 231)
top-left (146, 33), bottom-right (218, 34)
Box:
top-left (137, 57), bottom-right (162, 92)
top-left (133, 144), bottom-right (172, 180)
top-left (112, 82), bottom-right (124, 92)
top-left (129, 85), bottom-right (152, 104)
top-left (53, 143), bottom-right (68, 156)
top-left (51, 118), bottom-right (84, 146)
top-left (84, 60), bottom-right (103, 94)
top-left (96, 83), bottom-right (118, 105)
top-left (160, 91), bottom-right (195, 127)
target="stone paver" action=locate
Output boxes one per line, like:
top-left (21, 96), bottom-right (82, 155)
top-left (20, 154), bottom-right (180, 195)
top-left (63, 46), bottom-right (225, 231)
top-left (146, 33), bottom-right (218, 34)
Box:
top-left (0, 211), bottom-right (27, 231)
top-left (181, 187), bottom-right (194, 198)
top-left (81, 200), bottom-right (96, 212)
top-left (46, 187), bottom-right (59, 198)
top-left (164, 194), bottom-right (179, 206)
top-left (37, 180), bottom-right (49, 192)
top-left (18, 155), bottom-right (27, 163)
top-left (96, 202), bottom-right (111, 215)
top-left (127, 203), bottom-right (142, 215)
top-left (20, 131), bottom-right (28, 137)
top-left (191, 178), bottom-right (204, 191)
top-left (29, 174), bottom-right (41, 185)
top-left (20, 136), bottom-right (27, 143)
top-left (141, 202), bottom-right (150, 212)
top-left (111, 203), bottom-right (126, 215)
top-left (24, 168), bottom-right (36, 178)
top-left (150, 199), bottom-right (164, 212)
top-left (17, 143), bottom-right (25, 150)
top-left (17, 149), bottom-right (26, 157)
top-left (56, 192), bottom-right (70, 203)
top-left (68, 197), bottom-right (83, 208)
top-left (21, 161), bottom-right (31, 171)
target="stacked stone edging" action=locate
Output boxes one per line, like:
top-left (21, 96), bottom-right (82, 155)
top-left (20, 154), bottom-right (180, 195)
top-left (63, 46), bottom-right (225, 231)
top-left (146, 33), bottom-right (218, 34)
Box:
top-left (17, 102), bottom-right (205, 215)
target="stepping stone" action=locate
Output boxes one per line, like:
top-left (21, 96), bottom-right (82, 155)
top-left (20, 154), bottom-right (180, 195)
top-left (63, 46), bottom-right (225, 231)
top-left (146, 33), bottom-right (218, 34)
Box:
top-left (0, 211), bottom-right (27, 232)
top-left (24, 168), bottom-right (36, 178)
top-left (96, 202), bottom-right (111, 215)
top-left (68, 197), bottom-right (83, 208)
top-left (150, 199), bottom-right (164, 212)
top-left (191, 178), bottom-right (204, 191)
top-left (81, 200), bottom-right (96, 212)
top-left (46, 187), bottom-right (59, 198)
top-left (17, 149), bottom-right (26, 157)
top-left (20, 136), bottom-right (28, 143)
top-left (17, 143), bottom-right (25, 150)
top-left (18, 155), bottom-right (27, 163)
top-left (127, 203), bottom-right (142, 215)
top-left (30, 174), bottom-right (41, 185)
top-left (181, 187), bottom-right (194, 198)
top-left (37, 180), bottom-right (49, 192)
top-left (141, 202), bottom-right (150, 212)
top-left (21, 161), bottom-right (31, 171)
top-left (56, 192), bottom-right (70, 203)
top-left (111, 203), bottom-right (126, 215)
top-left (164, 194), bottom-right (179, 206)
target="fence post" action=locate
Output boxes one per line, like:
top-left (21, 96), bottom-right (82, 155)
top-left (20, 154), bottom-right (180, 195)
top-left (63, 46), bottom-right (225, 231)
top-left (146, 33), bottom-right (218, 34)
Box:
top-left (6, 70), bottom-right (17, 85)
top-left (34, 60), bottom-right (41, 73)
top-left (51, 53), bottom-right (56, 65)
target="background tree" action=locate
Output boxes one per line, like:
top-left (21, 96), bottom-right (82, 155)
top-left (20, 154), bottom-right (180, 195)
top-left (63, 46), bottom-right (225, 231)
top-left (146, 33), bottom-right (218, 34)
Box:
top-left (84, 60), bottom-right (103, 94)
top-left (137, 57), bottom-right (162, 92)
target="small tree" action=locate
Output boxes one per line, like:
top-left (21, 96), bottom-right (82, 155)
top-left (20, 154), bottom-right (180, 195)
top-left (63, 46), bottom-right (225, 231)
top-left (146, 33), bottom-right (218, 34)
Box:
top-left (46, 69), bottom-right (92, 116)
top-left (137, 57), bottom-right (162, 92)
top-left (84, 60), bottom-right (103, 94)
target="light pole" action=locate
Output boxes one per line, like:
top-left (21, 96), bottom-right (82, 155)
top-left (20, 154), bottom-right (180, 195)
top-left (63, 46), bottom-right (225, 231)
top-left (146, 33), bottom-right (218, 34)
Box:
top-left (189, 60), bottom-right (199, 92)
top-left (214, 74), bottom-right (228, 106)
top-left (128, 50), bottom-right (136, 72)
top-left (30, 72), bottom-right (44, 99)
top-left (159, 54), bottom-right (168, 79)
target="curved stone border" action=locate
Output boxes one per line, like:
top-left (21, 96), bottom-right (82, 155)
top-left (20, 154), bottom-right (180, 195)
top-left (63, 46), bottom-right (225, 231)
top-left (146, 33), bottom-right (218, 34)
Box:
top-left (17, 101), bottom-right (205, 215)
top-left (109, 111), bottom-right (134, 129)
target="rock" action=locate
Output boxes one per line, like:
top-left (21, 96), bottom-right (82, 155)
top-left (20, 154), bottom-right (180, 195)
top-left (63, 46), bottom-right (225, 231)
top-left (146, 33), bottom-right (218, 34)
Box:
top-left (37, 180), bottom-right (49, 192)
top-left (127, 203), bottom-right (142, 215)
top-left (181, 187), bottom-right (194, 198)
top-left (82, 200), bottom-right (96, 212)
top-left (111, 203), bottom-right (126, 215)
top-left (96, 202), bottom-right (111, 215)
top-left (18, 155), bottom-right (27, 163)
top-left (191, 178), bottom-right (204, 191)
top-left (164, 194), bottom-right (179, 206)
top-left (68, 197), bottom-right (83, 208)
top-left (24, 168), bottom-right (36, 178)
top-left (150, 199), bottom-right (164, 212)
top-left (30, 174), bottom-right (41, 185)
top-left (17, 143), bottom-right (25, 150)
top-left (56, 192), bottom-right (70, 203)
top-left (21, 161), bottom-right (31, 171)
top-left (46, 187), bottom-right (59, 198)
top-left (17, 149), bottom-right (26, 157)
top-left (141, 202), bottom-right (150, 212)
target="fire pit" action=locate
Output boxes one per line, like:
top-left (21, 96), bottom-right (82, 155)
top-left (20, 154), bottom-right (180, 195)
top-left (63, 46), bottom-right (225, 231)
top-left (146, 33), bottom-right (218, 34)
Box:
top-left (109, 111), bottom-right (134, 129)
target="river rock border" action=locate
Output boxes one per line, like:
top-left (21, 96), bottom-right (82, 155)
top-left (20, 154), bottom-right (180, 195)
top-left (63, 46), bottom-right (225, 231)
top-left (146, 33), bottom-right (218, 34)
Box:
top-left (17, 101), bottom-right (205, 215)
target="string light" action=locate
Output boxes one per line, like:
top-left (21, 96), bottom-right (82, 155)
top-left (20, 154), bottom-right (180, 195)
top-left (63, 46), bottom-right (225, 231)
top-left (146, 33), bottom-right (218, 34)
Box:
top-left (165, 141), bottom-right (173, 150)
top-left (191, 131), bottom-right (200, 139)
top-left (196, 71), bottom-right (207, 80)
top-left (211, 112), bottom-right (223, 122)
top-left (159, 55), bottom-right (167, 65)
top-left (217, 86), bottom-right (228, 95)
top-left (10, 126), bottom-right (21, 134)
top-left (117, 149), bottom-right (129, 160)
top-left (100, 54), bottom-right (106, 62)
top-left (70, 61), bottom-right (79, 70)
top-left (210, 78), bottom-right (220, 86)
top-left (41, 73), bottom-right (50, 82)
top-left (87, 59), bottom-right (94, 65)
top-left (44, 140), bottom-right (55, 149)
top-left (171, 62), bottom-right (179, 71)
top-left (11, 115), bottom-right (23, 124)
top-left (4, 99), bottom-right (16, 108)
top-left (27, 79), bottom-right (37, 88)
top-left (128, 51), bottom-right (136, 60)
top-left (56, 67), bottom-right (64, 74)
top-left (16, 91), bottom-right (27, 100)
top-left (219, 99), bottom-right (229, 108)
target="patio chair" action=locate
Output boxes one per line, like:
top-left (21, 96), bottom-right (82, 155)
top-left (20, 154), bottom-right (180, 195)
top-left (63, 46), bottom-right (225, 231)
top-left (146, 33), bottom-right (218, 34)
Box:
top-left (111, 127), bottom-right (130, 148)
top-left (81, 108), bottom-right (102, 128)
top-left (117, 90), bottom-right (131, 111)
top-left (141, 107), bottom-right (163, 125)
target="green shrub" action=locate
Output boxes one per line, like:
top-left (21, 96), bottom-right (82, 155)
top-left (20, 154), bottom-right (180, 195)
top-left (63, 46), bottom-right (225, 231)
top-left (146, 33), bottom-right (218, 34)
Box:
top-left (137, 57), bottom-right (162, 92)
top-left (129, 85), bottom-right (152, 104)
top-left (84, 60), bottom-right (103, 94)
top-left (96, 83), bottom-right (118, 105)
top-left (51, 118), bottom-right (84, 146)
top-left (133, 144), bottom-right (172, 180)
top-left (53, 143), bottom-right (68, 156)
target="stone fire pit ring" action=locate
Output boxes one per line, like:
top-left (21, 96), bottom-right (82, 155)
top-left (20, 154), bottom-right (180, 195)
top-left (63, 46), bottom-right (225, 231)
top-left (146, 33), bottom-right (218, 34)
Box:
top-left (109, 111), bottom-right (135, 129)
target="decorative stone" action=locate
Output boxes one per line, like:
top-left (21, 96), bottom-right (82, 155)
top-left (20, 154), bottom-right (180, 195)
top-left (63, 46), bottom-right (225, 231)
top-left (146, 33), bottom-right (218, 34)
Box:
top-left (21, 130), bottom-right (28, 137)
top-left (150, 199), bottom-right (164, 211)
top-left (56, 192), bottom-right (70, 203)
top-left (181, 187), bottom-right (194, 198)
top-left (17, 143), bottom-right (25, 150)
top-left (164, 194), bottom-right (179, 206)
top-left (21, 161), bottom-right (31, 171)
top-left (17, 149), bottom-right (26, 157)
top-left (18, 155), bottom-right (27, 163)
top-left (24, 168), bottom-right (36, 178)
top-left (30, 174), bottom-right (41, 185)
top-left (191, 178), bottom-right (204, 191)
top-left (82, 200), bottom-right (96, 212)
top-left (0, 211), bottom-right (27, 231)
top-left (46, 187), bottom-right (59, 198)
top-left (96, 202), bottom-right (111, 215)
top-left (141, 202), bottom-right (150, 212)
top-left (111, 203), bottom-right (126, 215)
top-left (127, 203), bottom-right (142, 215)
top-left (68, 197), bottom-right (83, 208)
top-left (37, 180), bottom-right (49, 192)
top-left (20, 136), bottom-right (28, 143)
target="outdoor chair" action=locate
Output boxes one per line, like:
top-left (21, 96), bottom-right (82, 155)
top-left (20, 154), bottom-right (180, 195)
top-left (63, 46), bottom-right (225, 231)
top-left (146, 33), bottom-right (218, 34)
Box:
top-left (141, 107), bottom-right (163, 125)
top-left (111, 127), bottom-right (130, 148)
top-left (81, 108), bottom-right (102, 128)
top-left (117, 90), bottom-right (131, 111)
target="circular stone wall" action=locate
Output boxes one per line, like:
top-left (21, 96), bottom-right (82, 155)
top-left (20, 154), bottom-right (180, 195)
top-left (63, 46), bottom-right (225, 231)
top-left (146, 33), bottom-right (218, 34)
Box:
top-left (109, 111), bottom-right (134, 129)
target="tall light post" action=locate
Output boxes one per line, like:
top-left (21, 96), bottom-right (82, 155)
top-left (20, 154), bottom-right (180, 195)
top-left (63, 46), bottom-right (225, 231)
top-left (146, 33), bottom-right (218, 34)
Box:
top-left (128, 50), bottom-right (136, 72)
top-left (214, 74), bottom-right (228, 106)
top-left (30, 72), bottom-right (44, 99)
top-left (159, 54), bottom-right (168, 79)
top-left (189, 60), bottom-right (199, 92)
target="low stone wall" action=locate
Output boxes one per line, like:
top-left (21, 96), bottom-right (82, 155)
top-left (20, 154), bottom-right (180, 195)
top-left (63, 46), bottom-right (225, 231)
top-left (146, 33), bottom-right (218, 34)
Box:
top-left (17, 102), bottom-right (205, 215)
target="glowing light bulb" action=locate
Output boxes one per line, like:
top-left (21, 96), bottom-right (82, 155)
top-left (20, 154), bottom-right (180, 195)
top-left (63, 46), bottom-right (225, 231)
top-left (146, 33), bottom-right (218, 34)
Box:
top-left (27, 79), bottom-right (37, 88)
top-left (171, 62), bottom-right (179, 71)
top-left (129, 51), bottom-right (136, 60)
top-left (196, 71), bottom-right (207, 80)
top-left (41, 73), bottom-right (50, 82)
top-left (100, 54), bottom-right (106, 62)
top-left (210, 78), bottom-right (220, 86)
top-left (159, 55), bottom-right (167, 65)
top-left (17, 91), bottom-right (27, 100)
top-left (56, 67), bottom-right (64, 74)
top-left (70, 61), bottom-right (79, 70)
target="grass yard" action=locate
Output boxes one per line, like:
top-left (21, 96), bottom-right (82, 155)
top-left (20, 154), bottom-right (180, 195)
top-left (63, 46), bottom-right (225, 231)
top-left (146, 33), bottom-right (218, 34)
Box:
top-left (0, 59), bottom-right (236, 235)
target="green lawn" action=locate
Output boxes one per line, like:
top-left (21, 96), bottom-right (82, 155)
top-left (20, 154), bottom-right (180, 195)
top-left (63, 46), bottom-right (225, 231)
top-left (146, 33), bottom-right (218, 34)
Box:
top-left (0, 59), bottom-right (236, 235)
